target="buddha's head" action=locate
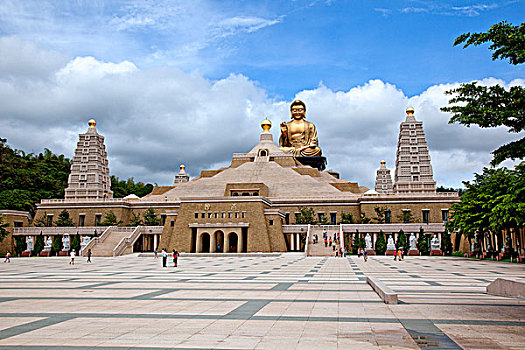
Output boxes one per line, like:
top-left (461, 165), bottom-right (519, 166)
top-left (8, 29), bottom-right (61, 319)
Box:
top-left (290, 100), bottom-right (306, 120)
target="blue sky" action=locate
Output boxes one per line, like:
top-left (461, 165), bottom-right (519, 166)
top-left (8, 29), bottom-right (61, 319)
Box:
top-left (0, 0), bottom-right (523, 188)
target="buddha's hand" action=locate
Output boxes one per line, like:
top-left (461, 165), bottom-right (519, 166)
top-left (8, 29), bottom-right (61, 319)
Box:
top-left (280, 122), bottom-right (287, 135)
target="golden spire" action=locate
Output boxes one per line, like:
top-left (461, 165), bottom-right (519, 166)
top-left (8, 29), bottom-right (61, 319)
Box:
top-left (406, 107), bottom-right (415, 116)
top-left (261, 118), bottom-right (272, 133)
top-left (381, 160), bottom-right (386, 166)
top-left (88, 119), bottom-right (96, 128)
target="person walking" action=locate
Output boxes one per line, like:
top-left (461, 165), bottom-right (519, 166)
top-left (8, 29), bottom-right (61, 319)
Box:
top-left (324, 238), bottom-right (328, 247)
top-left (161, 248), bottom-right (167, 267)
top-left (86, 249), bottom-right (92, 263)
top-left (172, 249), bottom-right (179, 267)
top-left (393, 249), bottom-right (397, 261)
top-left (4, 251), bottom-right (11, 263)
top-left (154, 248), bottom-right (158, 259)
top-left (363, 249), bottom-right (368, 262)
top-left (70, 250), bottom-right (75, 265)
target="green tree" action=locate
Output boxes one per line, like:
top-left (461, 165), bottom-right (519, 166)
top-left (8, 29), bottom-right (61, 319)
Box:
top-left (0, 214), bottom-right (9, 243)
top-left (143, 208), bottom-right (161, 226)
top-left (373, 207), bottom-right (389, 224)
top-left (446, 164), bottom-right (524, 249)
top-left (33, 213), bottom-right (47, 227)
top-left (129, 211), bottom-right (143, 226)
top-left (100, 211), bottom-right (123, 226)
top-left (0, 139), bottom-right (71, 216)
top-left (357, 212), bottom-right (371, 224)
top-left (71, 233), bottom-right (81, 252)
top-left (441, 21), bottom-right (525, 166)
top-left (55, 210), bottom-right (74, 227)
top-left (295, 207), bottom-right (316, 225)
top-left (397, 210), bottom-right (417, 223)
top-left (33, 235), bottom-right (44, 255)
top-left (417, 229), bottom-right (430, 255)
top-left (351, 231), bottom-right (364, 254)
top-left (375, 230), bottom-right (386, 255)
top-left (441, 230), bottom-right (453, 255)
top-left (339, 212), bottom-right (354, 224)
top-left (318, 215), bottom-right (329, 225)
top-left (396, 230), bottom-right (409, 252)
top-left (110, 176), bottom-right (154, 198)
top-left (14, 236), bottom-right (26, 256)
top-left (52, 236), bottom-right (63, 255)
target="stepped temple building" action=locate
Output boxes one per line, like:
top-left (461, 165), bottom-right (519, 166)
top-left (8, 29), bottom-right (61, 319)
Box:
top-left (9, 103), bottom-right (463, 256)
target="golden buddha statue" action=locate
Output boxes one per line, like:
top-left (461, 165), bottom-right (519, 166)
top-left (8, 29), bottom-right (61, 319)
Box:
top-left (279, 100), bottom-right (322, 157)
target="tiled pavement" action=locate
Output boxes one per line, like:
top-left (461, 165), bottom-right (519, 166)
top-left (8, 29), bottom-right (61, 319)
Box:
top-left (0, 254), bottom-right (523, 349)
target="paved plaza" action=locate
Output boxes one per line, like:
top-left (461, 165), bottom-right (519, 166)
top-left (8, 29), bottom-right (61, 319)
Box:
top-left (0, 254), bottom-right (523, 349)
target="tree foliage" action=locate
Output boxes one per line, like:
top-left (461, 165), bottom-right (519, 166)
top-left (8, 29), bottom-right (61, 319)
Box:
top-left (453, 21), bottom-right (524, 65)
top-left (441, 230), bottom-right (453, 255)
top-left (396, 229), bottom-right (409, 251)
top-left (71, 233), bottom-right (80, 252)
top-left (0, 214), bottom-right (9, 243)
top-left (143, 208), bottom-right (161, 226)
top-left (14, 236), bottom-right (26, 256)
top-left (375, 230), bottom-right (386, 254)
top-left (447, 162), bottom-right (525, 239)
top-left (110, 176), bottom-right (154, 198)
top-left (441, 21), bottom-right (525, 166)
top-left (0, 139), bottom-right (71, 215)
top-left (100, 210), bottom-right (123, 226)
top-left (52, 235), bottom-right (63, 254)
top-left (295, 207), bottom-right (317, 225)
top-left (339, 212), bottom-right (354, 224)
top-left (129, 211), bottom-right (143, 226)
top-left (373, 207), bottom-right (390, 224)
top-left (55, 210), bottom-right (74, 227)
top-left (34, 235), bottom-right (44, 254)
top-left (417, 229), bottom-right (430, 255)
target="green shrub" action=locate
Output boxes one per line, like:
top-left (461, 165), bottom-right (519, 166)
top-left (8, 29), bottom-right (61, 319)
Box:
top-left (375, 231), bottom-right (386, 255)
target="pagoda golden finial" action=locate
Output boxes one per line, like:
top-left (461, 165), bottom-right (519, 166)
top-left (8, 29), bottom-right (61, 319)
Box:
top-left (88, 119), bottom-right (96, 128)
top-left (261, 118), bottom-right (272, 133)
top-left (406, 107), bottom-right (415, 116)
top-left (381, 160), bottom-right (386, 166)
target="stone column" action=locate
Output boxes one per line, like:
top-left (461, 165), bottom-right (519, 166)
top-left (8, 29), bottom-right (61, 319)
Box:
top-left (196, 231), bottom-right (202, 253)
top-left (210, 232), bottom-right (216, 253)
top-left (224, 233), bottom-right (230, 253)
top-left (296, 233), bottom-right (300, 251)
top-left (290, 234), bottom-right (295, 251)
top-left (153, 234), bottom-right (158, 251)
top-left (237, 230), bottom-right (243, 253)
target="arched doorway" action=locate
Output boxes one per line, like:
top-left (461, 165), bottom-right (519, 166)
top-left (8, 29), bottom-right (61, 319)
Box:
top-left (200, 232), bottom-right (210, 253)
top-left (214, 230), bottom-right (224, 252)
top-left (228, 232), bottom-right (238, 252)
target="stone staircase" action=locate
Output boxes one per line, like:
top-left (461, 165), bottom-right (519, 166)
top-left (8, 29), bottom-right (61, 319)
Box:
top-left (307, 226), bottom-right (342, 257)
top-left (87, 227), bottom-right (136, 257)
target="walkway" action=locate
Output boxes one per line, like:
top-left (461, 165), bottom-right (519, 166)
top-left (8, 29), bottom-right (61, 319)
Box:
top-left (0, 255), bottom-right (523, 349)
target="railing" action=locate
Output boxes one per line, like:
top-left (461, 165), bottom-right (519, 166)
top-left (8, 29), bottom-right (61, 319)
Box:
top-left (283, 225), bottom-right (308, 233)
top-left (113, 226), bottom-right (163, 257)
top-left (82, 226), bottom-right (112, 254)
top-left (113, 226), bottom-right (141, 257)
top-left (340, 223), bottom-right (445, 233)
top-left (304, 224), bottom-right (310, 256)
top-left (13, 226), bottom-right (99, 235)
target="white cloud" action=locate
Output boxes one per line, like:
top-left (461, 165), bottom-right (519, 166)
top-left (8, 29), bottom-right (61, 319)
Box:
top-left (216, 16), bottom-right (283, 36)
top-left (1, 38), bottom-right (522, 190)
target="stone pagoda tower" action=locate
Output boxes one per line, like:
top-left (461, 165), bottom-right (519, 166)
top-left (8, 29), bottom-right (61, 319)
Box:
top-left (64, 119), bottom-right (113, 200)
top-left (374, 160), bottom-right (394, 194)
top-left (174, 164), bottom-right (190, 184)
top-left (393, 107), bottom-right (436, 194)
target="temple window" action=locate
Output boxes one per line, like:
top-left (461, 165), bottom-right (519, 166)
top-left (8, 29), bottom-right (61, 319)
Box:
top-left (422, 210), bottom-right (429, 224)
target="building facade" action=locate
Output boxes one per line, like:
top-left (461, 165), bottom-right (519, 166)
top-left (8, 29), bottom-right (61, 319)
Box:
top-left (21, 108), bottom-right (462, 255)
